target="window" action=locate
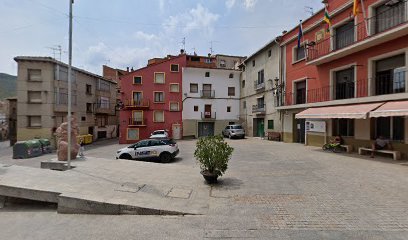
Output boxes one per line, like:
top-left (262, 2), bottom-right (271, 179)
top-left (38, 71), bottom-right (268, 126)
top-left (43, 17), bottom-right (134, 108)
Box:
top-left (243, 101), bottom-right (246, 109)
top-left (127, 128), bottom-right (139, 140)
top-left (154, 92), bottom-right (164, 103)
top-left (194, 106), bottom-right (198, 112)
top-left (202, 84), bottom-right (213, 98)
top-left (295, 45), bottom-right (305, 61)
top-left (220, 60), bottom-right (226, 68)
top-left (252, 60), bottom-right (255, 67)
top-left (228, 87), bottom-right (235, 96)
top-left (86, 103), bottom-right (93, 113)
top-left (133, 76), bottom-right (142, 84)
top-left (154, 111), bottom-right (164, 122)
top-left (132, 111), bottom-right (143, 125)
top-left (375, 54), bottom-right (406, 95)
top-left (170, 64), bottom-right (179, 72)
top-left (98, 97), bottom-right (110, 109)
top-left (133, 92), bottom-right (143, 105)
top-left (333, 119), bottom-right (354, 137)
top-left (170, 102), bottom-right (179, 111)
top-left (255, 70), bottom-right (265, 89)
top-left (335, 67), bottom-right (355, 100)
top-left (55, 65), bottom-right (76, 83)
top-left (295, 80), bottom-right (306, 104)
top-left (81, 116), bottom-right (86, 121)
top-left (268, 50), bottom-right (272, 57)
top-left (190, 56), bottom-right (200, 61)
top-left (190, 83), bottom-right (198, 93)
top-left (229, 122), bottom-right (235, 125)
top-left (205, 72), bottom-right (210, 77)
top-left (375, 117), bottom-right (404, 141)
top-left (28, 91), bottom-right (42, 103)
top-left (242, 80), bottom-right (245, 88)
top-left (205, 58), bottom-right (212, 63)
top-left (28, 116), bottom-right (41, 127)
top-left (154, 72), bottom-right (165, 84)
top-left (28, 69), bottom-right (41, 81)
top-left (169, 84), bottom-right (180, 93)
top-left (334, 21), bottom-right (355, 50)
top-left (54, 88), bottom-right (77, 105)
top-left (227, 106), bottom-right (231, 112)
top-left (375, 1), bottom-right (405, 34)
top-left (86, 84), bottom-right (92, 95)
top-left (268, 120), bottom-right (274, 129)
top-left (97, 79), bottom-right (110, 92)
top-left (229, 73), bottom-right (234, 78)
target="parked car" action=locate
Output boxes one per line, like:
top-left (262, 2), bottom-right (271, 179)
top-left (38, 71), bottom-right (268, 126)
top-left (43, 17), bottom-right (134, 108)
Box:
top-left (149, 130), bottom-right (169, 139)
top-left (222, 124), bottom-right (245, 139)
top-left (116, 138), bottom-right (179, 163)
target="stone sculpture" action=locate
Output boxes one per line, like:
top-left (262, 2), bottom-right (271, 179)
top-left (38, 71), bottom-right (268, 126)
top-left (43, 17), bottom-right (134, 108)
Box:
top-left (55, 116), bottom-right (80, 161)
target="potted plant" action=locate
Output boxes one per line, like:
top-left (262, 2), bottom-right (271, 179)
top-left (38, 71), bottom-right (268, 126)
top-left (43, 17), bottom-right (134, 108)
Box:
top-left (194, 135), bottom-right (234, 184)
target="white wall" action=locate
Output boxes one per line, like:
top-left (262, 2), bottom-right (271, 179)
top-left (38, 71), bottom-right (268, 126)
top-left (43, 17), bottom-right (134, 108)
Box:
top-left (182, 67), bottom-right (241, 120)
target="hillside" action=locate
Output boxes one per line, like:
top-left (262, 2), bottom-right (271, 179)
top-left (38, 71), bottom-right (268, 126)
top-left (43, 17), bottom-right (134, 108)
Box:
top-left (0, 73), bottom-right (17, 100)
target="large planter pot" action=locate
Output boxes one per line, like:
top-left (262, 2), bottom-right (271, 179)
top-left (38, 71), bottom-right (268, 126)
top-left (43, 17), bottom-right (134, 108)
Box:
top-left (201, 170), bottom-right (218, 184)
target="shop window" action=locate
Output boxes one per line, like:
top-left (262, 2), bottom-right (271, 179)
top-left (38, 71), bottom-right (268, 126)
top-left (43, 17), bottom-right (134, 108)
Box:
top-left (375, 117), bottom-right (404, 141)
top-left (333, 119), bottom-right (354, 137)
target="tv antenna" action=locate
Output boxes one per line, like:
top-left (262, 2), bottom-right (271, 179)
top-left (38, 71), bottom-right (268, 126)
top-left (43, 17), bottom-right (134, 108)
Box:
top-left (181, 37), bottom-right (186, 51)
top-left (46, 45), bottom-right (63, 61)
top-left (305, 6), bottom-right (314, 16)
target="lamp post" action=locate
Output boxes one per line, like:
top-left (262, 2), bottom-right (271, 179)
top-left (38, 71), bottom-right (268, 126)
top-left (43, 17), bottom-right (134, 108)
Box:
top-left (67, 0), bottom-right (73, 168)
top-left (272, 77), bottom-right (285, 107)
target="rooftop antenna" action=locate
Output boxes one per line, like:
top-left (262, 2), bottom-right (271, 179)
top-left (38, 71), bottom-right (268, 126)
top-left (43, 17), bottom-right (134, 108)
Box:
top-left (191, 47), bottom-right (196, 55)
top-left (181, 37), bottom-right (186, 51)
top-left (46, 45), bottom-right (62, 61)
top-left (305, 6), bottom-right (314, 16)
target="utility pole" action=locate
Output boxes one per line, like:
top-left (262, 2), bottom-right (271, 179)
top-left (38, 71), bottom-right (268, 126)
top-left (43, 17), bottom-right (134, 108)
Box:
top-left (67, 0), bottom-right (73, 168)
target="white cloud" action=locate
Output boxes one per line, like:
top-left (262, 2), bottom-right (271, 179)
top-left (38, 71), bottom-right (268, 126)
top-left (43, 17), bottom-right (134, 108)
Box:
top-left (164, 4), bottom-right (219, 36)
top-left (133, 31), bottom-right (159, 42)
top-left (226, 0), bottom-right (236, 9)
top-left (243, 0), bottom-right (257, 9)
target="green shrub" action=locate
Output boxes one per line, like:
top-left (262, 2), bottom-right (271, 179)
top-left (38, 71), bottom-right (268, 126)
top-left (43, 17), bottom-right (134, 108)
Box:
top-left (194, 135), bottom-right (233, 176)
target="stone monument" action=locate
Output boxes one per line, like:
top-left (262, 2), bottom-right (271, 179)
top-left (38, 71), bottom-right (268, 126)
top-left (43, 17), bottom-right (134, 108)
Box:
top-left (55, 116), bottom-right (80, 161)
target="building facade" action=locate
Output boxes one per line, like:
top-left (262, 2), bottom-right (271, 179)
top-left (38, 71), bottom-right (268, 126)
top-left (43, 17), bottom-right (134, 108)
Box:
top-left (278, 0), bottom-right (408, 157)
top-left (240, 39), bottom-right (282, 137)
top-left (14, 56), bottom-right (118, 147)
top-left (182, 67), bottom-right (241, 138)
top-left (119, 55), bottom-right (186, 144)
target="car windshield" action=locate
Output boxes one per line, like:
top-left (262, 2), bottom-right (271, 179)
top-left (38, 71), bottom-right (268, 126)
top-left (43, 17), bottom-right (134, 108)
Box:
top-left (153, 131), bottom-right (165, 135)
top-left (160, 139), bottom-right (176, 145)
top-left (231, 125), bottom-right (242, 129)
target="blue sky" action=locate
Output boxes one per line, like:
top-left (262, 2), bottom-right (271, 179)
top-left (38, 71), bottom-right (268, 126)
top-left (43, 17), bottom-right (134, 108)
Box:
top-left (0, 0), bottom-right (323, 75)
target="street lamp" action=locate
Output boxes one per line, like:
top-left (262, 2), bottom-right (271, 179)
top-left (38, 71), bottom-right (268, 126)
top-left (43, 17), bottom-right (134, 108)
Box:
top-left (271, 77), bottom-right (285, 107)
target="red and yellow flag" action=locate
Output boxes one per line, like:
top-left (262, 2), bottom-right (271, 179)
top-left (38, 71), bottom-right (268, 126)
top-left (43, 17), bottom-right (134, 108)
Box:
top-left (353, 0), bottom-right (360, 16)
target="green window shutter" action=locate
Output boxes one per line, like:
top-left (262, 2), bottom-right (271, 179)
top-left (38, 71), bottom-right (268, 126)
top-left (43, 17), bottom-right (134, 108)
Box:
top-left (268, 120), bottom-right (274, 129)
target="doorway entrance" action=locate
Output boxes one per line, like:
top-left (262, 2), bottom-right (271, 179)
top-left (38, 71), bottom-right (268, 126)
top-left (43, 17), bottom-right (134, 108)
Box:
top-left (198, 122), bottom-right (214, 137)
top-left (295, 118), bottom-right (305, 143)
top-left (253, 118), bottom-right (264, 137)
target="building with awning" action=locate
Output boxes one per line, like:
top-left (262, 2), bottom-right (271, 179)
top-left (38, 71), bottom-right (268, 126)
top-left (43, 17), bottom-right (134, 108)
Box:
top-left (277, 0), bottom-right (408, 159)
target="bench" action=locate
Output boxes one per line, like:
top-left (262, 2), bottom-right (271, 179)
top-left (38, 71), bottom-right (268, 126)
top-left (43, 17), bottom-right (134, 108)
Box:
top-left (340, 144), bottom-right (353, 153)
top-left (266, 132), bottom-right (281, 141)
top-left (358, 147), bottom-right (401, 160)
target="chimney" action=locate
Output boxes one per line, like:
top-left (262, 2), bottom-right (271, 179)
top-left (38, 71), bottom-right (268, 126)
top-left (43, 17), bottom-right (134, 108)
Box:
top-left (180, 49), bottom-right (185, 55)
top-left (282, 30), bottom-right (288, 34)
top-left (126, 67), bottom-right (129, 72)
top-left (131, 67), bottom-right (134, 71)
top-left (208, 53), bottom-right (211, 57)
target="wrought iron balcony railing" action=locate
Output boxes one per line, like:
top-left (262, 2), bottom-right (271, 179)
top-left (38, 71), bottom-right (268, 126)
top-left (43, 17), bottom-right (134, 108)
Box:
top-left (200, 90), bottom-right (215, 98)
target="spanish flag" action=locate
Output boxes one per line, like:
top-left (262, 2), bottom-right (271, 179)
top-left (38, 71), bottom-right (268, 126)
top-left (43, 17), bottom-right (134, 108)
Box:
top-left (323, 7), bottom-right (331, 31)
top-left (353, 0), bottom-right (360, 16)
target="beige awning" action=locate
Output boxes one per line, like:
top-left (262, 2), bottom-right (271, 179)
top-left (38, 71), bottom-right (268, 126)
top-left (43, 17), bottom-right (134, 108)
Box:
top-left (295, 102), bottom-right (384, 119)
top-left (369, 100), bottom-right (408, 118)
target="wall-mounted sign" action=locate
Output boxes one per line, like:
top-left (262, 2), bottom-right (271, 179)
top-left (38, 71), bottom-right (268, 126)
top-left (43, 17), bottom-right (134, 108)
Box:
top-left (306, 121), bottom-right (326, 133)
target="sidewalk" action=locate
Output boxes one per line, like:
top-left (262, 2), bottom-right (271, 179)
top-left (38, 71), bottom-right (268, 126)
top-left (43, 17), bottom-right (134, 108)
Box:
top-left (0, 156), bottom-right (210, 215)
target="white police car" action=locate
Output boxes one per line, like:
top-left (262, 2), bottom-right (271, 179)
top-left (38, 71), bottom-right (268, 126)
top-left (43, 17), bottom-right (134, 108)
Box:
top-left (116, 139), bottom-right (179, 163)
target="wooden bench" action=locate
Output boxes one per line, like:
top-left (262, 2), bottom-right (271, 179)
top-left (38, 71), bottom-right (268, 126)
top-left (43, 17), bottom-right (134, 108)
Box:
top-left (358, 147), bottom-right (401, 160)
top-left (340, 144), bottom-right (353, 153)
top-left (266, 132), bottom-right (281, 141)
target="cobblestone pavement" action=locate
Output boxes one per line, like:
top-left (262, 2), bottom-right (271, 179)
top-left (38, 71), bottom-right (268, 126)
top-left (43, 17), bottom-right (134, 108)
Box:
top-left (1, 137), bottom-right (408, 239)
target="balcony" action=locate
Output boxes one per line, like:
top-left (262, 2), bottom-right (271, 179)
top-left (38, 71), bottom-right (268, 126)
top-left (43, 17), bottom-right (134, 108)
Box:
top-left (307, 1), bottom-right (408, 65)
top-left (95, 105), bottom-right (114, 114)
top-left (201, 111), bottom-right (216, 120)
top-left (128, 118), bottom-right (147, 127)
top-left (254, 81), bottom-right (265, 91)
top-left (252, 104), bottom-right (266, 114)
top-left (124, 99), bottom-right (150, 109)
top-left (200, 90), bottom-right (215, 98)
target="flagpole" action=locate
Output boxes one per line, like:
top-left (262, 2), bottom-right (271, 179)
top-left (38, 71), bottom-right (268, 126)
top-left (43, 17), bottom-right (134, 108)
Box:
top-left (360, 0), bottom-right (369, 36)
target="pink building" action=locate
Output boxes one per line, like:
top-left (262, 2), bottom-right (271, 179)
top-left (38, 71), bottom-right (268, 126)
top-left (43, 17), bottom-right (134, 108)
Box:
top-left (119, 55), bottom-right (186, 144)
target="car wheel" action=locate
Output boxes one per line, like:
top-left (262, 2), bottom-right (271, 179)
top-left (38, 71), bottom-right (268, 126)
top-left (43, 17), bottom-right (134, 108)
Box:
top-left (119, 153), bottom-right (132, 160)
top-left (160, 152), bottom-right (172, 163)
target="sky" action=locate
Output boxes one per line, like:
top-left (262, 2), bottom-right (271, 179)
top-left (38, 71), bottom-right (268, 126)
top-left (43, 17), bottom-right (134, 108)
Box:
top-left (0, 0), bottom-right (323, 76)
